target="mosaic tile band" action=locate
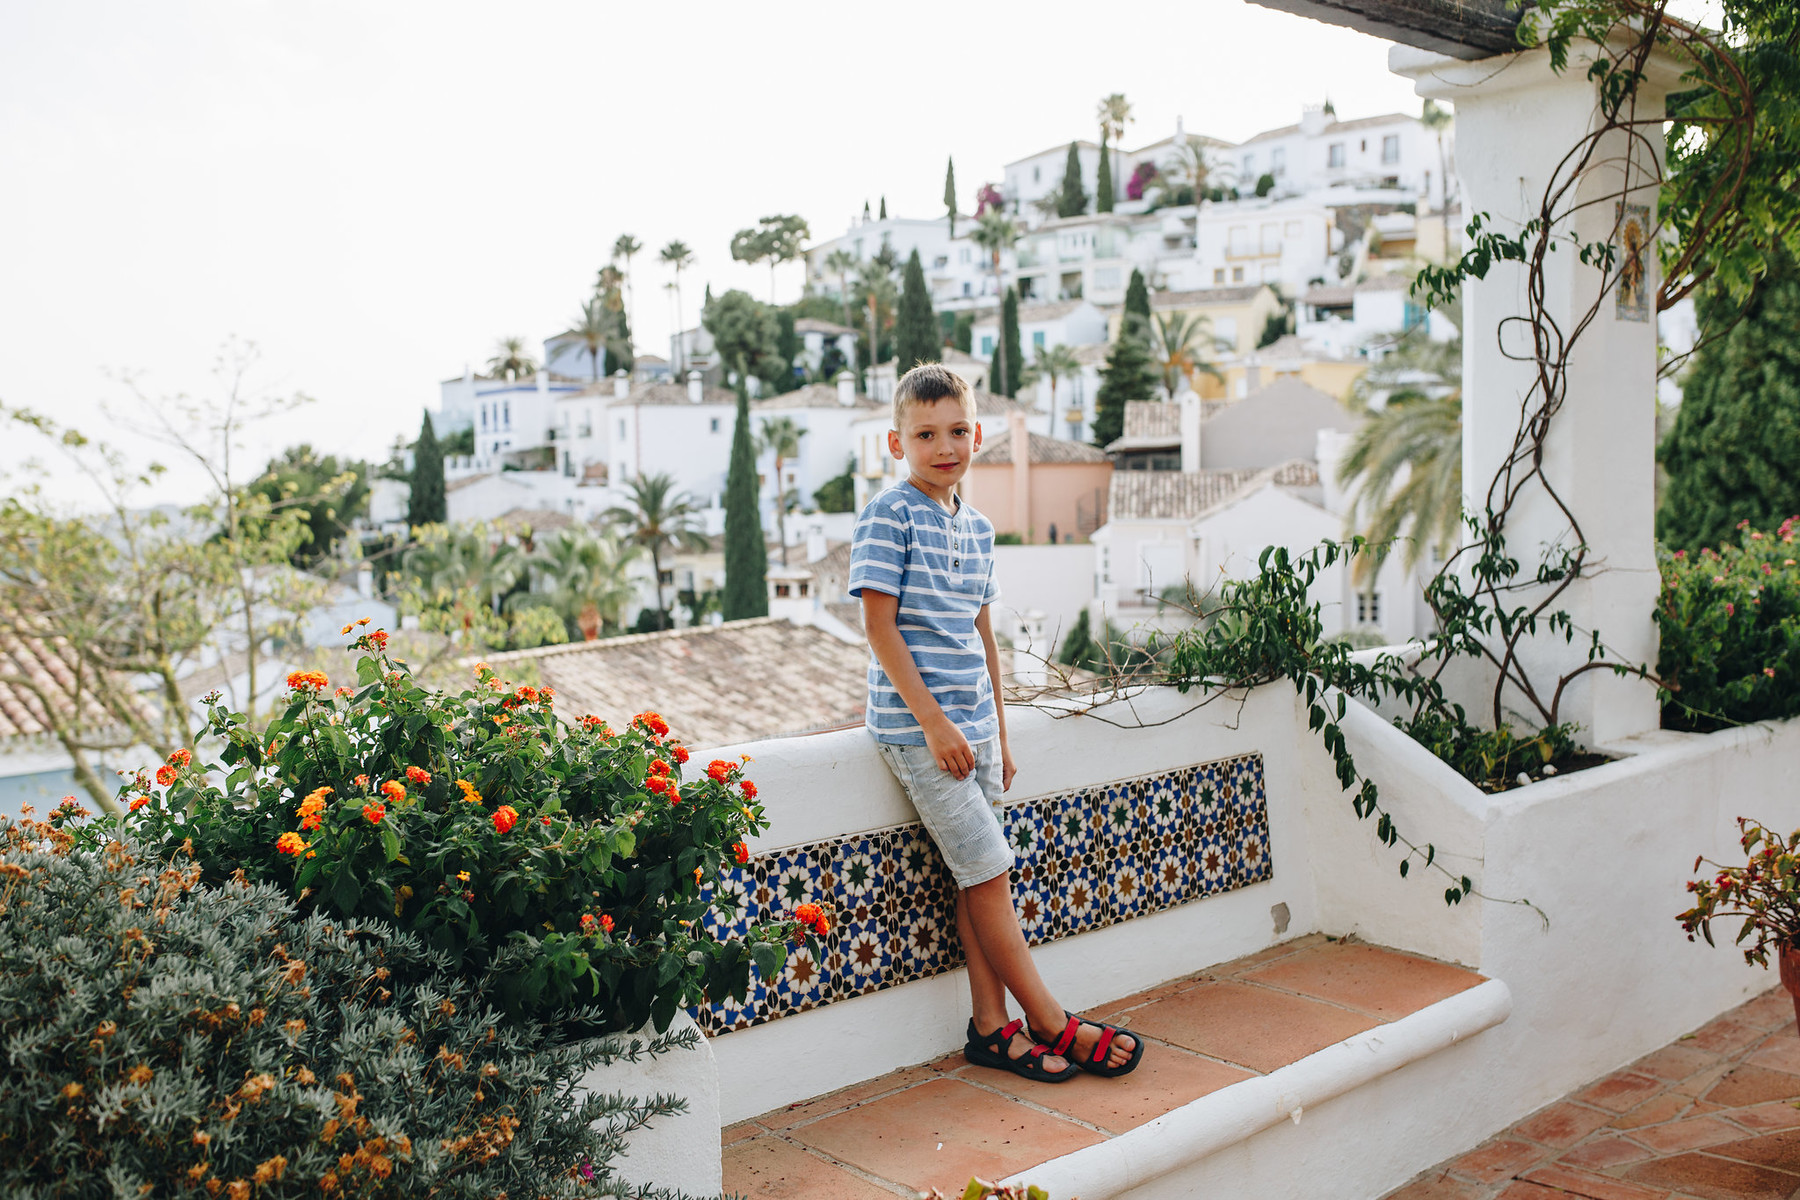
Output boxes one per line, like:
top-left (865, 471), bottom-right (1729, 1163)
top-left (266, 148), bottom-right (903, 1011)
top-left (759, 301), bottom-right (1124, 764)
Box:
top-left (695, 752), bottom-right (1271, 1036)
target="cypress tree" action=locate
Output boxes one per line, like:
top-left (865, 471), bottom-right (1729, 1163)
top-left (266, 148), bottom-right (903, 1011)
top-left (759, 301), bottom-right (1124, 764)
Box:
top-left (1057, 142), bottom-right (1088, 218)
top-left (879, 195), bottom-right (888, 220)
top-left (721, 366), bottom-right (769, 620)
top-left (1658, 248), bottom-right (1800, 551)
top-left (1093, 318), bottom-right (1158, 448)
top-left (1000, 287), bottom-right (1023, 398)
top-left (1096, 132), bottom-right (1114, 213)
top-left (407, 412), bottom-right (446, 527)
top-left (944, 156), bottom-right (958, 237)
top-left (895, 249), bottom-right (939, 375)
top-left (1123, 268), bottom-right (1151, 333)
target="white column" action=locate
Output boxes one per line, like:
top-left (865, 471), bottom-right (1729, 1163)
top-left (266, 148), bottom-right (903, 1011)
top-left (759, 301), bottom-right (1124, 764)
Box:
top-left (1390, 43), bottom-right (1678, 748)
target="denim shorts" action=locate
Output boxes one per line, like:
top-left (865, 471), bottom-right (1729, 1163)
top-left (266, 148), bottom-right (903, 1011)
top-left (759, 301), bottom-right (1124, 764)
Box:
top-left (877, 737), bottom-right (1014, 889)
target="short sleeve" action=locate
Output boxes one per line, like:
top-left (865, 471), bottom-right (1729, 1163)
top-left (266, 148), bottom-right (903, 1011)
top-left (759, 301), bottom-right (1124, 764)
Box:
top-left (848, 496), bottom-right (907, 599)
top-left (981, 551), bottom-right (1001, 606)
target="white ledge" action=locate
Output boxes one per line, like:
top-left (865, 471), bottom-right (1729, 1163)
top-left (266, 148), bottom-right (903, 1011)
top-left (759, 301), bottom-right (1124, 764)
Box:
top-left (1004, 977), bottom-right (1515, 1200)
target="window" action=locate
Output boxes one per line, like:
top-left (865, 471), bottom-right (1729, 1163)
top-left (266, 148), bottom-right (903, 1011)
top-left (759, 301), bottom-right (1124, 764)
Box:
top-left (1100, 545), bottom-right (1112, 585)
top-left (1213, 268), bottom-right (1226, 285)
top-left (1382, 134), bottom-right (1400, 164)
top-left (618, 419), bottom-right (626, 438)
top-left (1360, 139), bottom-right (1368, 152)
top-left (659, 569), bottom-right (674, 586)
top-left (1356, 592), bottom-right (1382, 626)
top-left (1232, 265), bottom-right (1245, 283)
top-left (959, 247), bottom-right (971, 264)
top-left (1033, 165), bottom-right (1041, 182)
top-left (1328, 143), bottom-right (1345, 168)
top-left (1242, 153), bottom-right (1255, 177)
top-left (774, 582), bottom-right (792, 598)
top-left (1271, 147), bottom-right (1286, 175)
top-left (799, 581), bottom-right (810, 597)
top-left (962, 282), bottom-right (972, 296)
top-left (1033, 331), bottom-right (1046, 348)
top-left (981, 335), bottom-right (994, 355)
top-left (710, 417), bottom-right (721, 433)
top-left (502, 400), bottom-right (511, 428)
top-left (479, 405), bottom-right (488, 431)
top-left (1402, 300), bottom-right (1426, 332)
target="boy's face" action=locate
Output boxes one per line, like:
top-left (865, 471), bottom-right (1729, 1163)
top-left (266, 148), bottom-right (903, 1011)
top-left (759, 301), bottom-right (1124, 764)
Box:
top-left (888, 398), bottom-right (981, 490)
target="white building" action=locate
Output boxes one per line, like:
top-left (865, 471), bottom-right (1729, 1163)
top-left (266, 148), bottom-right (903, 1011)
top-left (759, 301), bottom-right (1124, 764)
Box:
top-left (791, 319), bottom-right (859, 378)
top-left (437, 369), bottom-right (586, 462)
top-left (750, 376), bottom-right (884, 525)
top-left (1192, 195), bottom-right (1340, 294)
top-left (969, 299), bottom-right (1109, 362)
top-left (804, 214), bottom-right (961, 296)
top-left (1236, 104), bottom-right (1449, 213)
top-left (1297, 271), bottom-right (1459, 359)
top-left (606, 375), bottom-right (739, 523)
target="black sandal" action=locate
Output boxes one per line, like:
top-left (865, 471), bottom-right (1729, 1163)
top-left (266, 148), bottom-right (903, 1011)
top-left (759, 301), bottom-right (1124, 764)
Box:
top-left (1031, 1010), bottom-right (1144, 1078)
top-left (963, 1018), bottom-right (1080, 1082)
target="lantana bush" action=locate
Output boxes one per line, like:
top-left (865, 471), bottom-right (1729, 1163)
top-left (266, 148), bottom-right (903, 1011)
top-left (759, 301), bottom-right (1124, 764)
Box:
top-left (108, 625), bottom-right (801, 1034)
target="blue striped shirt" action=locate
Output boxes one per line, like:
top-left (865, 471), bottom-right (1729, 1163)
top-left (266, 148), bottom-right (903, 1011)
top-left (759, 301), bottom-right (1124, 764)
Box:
top-left (848, 481), bottom-right (1000, 746)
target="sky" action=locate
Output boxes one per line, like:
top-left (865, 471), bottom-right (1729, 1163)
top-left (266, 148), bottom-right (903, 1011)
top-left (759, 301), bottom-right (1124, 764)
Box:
top-left (1, 0), bottom-right (1438, 504)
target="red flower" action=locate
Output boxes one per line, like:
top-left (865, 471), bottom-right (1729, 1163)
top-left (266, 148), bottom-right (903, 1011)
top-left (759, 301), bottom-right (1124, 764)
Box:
top-left (380, 780), bottom-right (406, 802)
top-left (633, 711), bottom-right (669, 737)
top-left (365, 629), bottom-right (389, 651)
top-left (671, 744), bottom-right (690, 764)
top-left (648, 758), bottom-right (670, 777)
top-left (155, 765), bottom-right (177, 787)
top-left (167, 748), bottom-right (192, 767)
top-left (600, 913), bottom-right (614, 933)
top-left (707, 760), bottom-right (734, 783)
top-left (276, 832), bottom-right (308, 856)
top-left (362, 803), bottom-right (385, 825)
top-left (492, 805), bottom-right (518, 834)
top-left (540, 815), bottom-right (552, 826)
top-left (353, 774), bottom-right (370, 789)
top-left (733, 842), bottom-right (749, 864)
top-left (405, 766), bottom-right (431, 785)
top-left (740, 780), bottom-right (758, 800)
top-left (644, 777), bottom-right (667, 796)
top-left (793, 902), bottom-right (832, 936)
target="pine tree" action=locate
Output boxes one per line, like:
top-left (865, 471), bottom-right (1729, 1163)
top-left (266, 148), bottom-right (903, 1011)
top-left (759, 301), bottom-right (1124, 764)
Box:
top-left (1124, 268), bottom-right (1151, 333)
top-left (1096, 132), bottom-right (1114, 213)
top-left (895, 249), bottom-right (939, 375)
top-left (944, 156), bottom-right (958, 237)
top-left (1093, 319), bottom-right (1158, 447)
top-left (1658, 248), bottom-right (1800, 551)
top-left (1058, 142), bottom-right (1088, 218)
top-left (408, 412), bottom-right (446, 527)
top-left (722, 367), bottom-right (769, 620)
top-left (1001, 287), bottom-right (1023, 398)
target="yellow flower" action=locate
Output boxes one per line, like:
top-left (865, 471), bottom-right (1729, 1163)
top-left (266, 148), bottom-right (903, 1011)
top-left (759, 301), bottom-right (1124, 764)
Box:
top-left (456, 871), bottom-right (470, 883)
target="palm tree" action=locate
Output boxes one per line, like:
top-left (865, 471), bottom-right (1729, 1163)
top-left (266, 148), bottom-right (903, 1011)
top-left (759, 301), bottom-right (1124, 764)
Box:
top-left (1340, 327), bottom-right (1464, 578)
top-left (1157, 136), bottom-right (1213, 206)
top-left (971, 210), bottom-right (1020, 390)
top-left (400, 524), bottom-right (525, 630)
top-left (1097, 93), bottom-right (1134, 198)
top-left (855, 260), bottom-right (899, 387)
top-left (604, 472), bottom-right (710, 623)
top-left (569, 297), bottom-right (615, 381)
top-left (513, 526), bottom-right (641, 640)
top-left (612, 233), bottom-right (642, 336)
top-left (660, 240), bottom-right (695, 374)
top-left (1150, 312), bottom-right (1226, 397)
top-left (1021, 343), bottom-right (1083, 436)
top-left (824, 248), bottom-right (859, 332)
top-left (486, 337), bottom-right (537, 380)
top-left (1420, 100), bottom-right (1455, 252)
top-left (757, 416), bottom-right (808, 565)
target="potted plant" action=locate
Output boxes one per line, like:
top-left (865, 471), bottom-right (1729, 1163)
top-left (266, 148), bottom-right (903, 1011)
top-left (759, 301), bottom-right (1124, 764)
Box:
top-left (1679, 818), bottom-right (1800, 1030)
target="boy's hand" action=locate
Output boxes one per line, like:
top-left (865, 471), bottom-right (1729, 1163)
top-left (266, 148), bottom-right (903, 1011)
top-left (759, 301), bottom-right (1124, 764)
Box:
top-left (1001, 742), bottom-right (1017, 792)
top-left (924, 719), bottom-right (975, 780)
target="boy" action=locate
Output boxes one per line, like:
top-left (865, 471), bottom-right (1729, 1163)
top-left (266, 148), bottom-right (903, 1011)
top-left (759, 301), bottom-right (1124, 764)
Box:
top-left (848, 363), bottom-right (1142, 1081)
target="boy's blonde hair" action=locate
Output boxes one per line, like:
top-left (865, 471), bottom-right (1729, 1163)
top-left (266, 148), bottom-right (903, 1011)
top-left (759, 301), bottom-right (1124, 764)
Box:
top-left (892, 362), bottom-right (975, 430)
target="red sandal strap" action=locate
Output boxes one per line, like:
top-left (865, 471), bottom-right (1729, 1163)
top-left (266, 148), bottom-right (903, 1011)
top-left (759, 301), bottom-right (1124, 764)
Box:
top-left (1052, 1015), bottom-right (1079, 1058)
top-left (1001, 1018), bottom-right (1024, 1041)
top-left (1092, 1026), bottom-right (1116, 1065)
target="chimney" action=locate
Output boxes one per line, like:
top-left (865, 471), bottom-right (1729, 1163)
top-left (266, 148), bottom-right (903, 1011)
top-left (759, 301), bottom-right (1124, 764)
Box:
top-left (835, 370), bottom-right (855, 407)
top-left (686, 370), bottom-right (702, 404)
top-left (806, 519), bottom-right (828, 563)
top-left (612, 369), bottom-right (629, 399)
top-left (1179, 392), bottom-right (1203, 474)
top-left (462, 363), bottom-right (473, 384)
top-left (1008, 410), bottom-right (1031, 543)
top-left (1175, 114), bottom-right (1185, 139)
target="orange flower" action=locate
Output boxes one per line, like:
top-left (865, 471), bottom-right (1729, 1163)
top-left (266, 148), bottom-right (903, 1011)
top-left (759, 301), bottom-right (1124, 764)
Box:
top-left (286, 670), bottom-right (328, 693)
top-left (492, 805), bottom-right (518, 834)
top-left (671, 743), bottom-right (690, 764)
top-left (455, 779), bottom-right (481, 804)
top-left (341, 622), bottom-right (355, 635)
top-left (600, 913), bottom-right (614, 933)
top-left (740, 780), bottom-right (757, 800)
top-left (362, 803), bottom-right (385, 825)
top-left (648, 758), bottom-right (671, 777)
top-left (129, 795), bottom-right (150, 812)
top-left (155, 764), bottom-right (178, 787)
top-left (644, 776), bottom-right (668, 796)
top-left (380, 780), bottom-right (405, 802)
top-left (366, 629), bottom-right (389, 651)
top-left (707, 759), bottom-right (734, 783)
top-left (633, 711), bottom-right (669, 737)
top-left (514, 685), bottom-right (538, 703)
top-left (276, 832), bottom-right (308, 856)
top-left (733, 841), bottom-right (749, 864)
top-left (353, 774), bottom-right (370, 789)
top-left (793, 902), bottom-right (832, 936)
top-left (167, 748), bottom-right (192, 767)
top-left (405, 766), bottom-right (431, 785)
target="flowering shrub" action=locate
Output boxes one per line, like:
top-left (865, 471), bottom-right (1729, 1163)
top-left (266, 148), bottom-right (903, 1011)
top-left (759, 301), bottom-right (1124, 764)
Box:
top-left (1678, 818), bottom-right (1800, 966)
top-left (105, 627), bottom-right (799, 1033)
top-left (1126, 161), bottom-right (1159, 202)
top-left (974, 183), bottom-right (1004, 216)
top-left (1657, 517), bottom-right (1800, 732)
top-left (0, 816), bottom-right (671, 1198)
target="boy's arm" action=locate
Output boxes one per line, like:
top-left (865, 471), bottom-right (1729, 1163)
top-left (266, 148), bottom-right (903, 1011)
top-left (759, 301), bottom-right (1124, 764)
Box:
top-left (862, 591), bottom-right (977, 780)
top-left (975, 604), bottom-right (1016, 792)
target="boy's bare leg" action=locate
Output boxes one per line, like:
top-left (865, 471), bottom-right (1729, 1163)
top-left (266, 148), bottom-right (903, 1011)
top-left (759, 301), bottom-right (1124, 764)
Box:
top-left (960, 874), bottom-right (1137, 1069)
top-left (957, 886), bottom-right (1068, 1071)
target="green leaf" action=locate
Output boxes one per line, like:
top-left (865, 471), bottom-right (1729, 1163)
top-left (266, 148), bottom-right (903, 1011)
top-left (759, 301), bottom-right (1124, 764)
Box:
top-left (750, 941), bottom-right (785, 981)
top-left (379, 824), bottom-right (401, 863)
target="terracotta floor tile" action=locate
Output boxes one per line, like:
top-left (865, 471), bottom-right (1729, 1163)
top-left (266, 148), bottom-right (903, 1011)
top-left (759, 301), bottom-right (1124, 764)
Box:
top-left (1495, 1184), bottom-right (1573, 1200)
top-left (1216, 933), bottom-right (1331, 975)
top-left (1383, 1173), bottom-right (1491, 1200)
top-left (1735, 988), bottom-right (1797, 1032)
top-left (1120, 979), bottom-right (1380, 1073)
top-left (1725, 1100), bottom-right (1800, 1132)
top-left (969, 1043), bottom-right (1253, 1134)
top-left (1512, 1102), bottom-right (1616, 1149)
top-left (1629, 1116), bottom-right (1744, 1154)
top-left (1625, 1151), bottom-right (1800, 1200)
top-left (1672, 1061), bottom-right (1735, 1099)
top-left (1520, 1163), bottom-right (1673, 1200)
top-left (1632, 1043), bottom-right (1723, 1082)
top-left (1610, 1092), bottom-right (1695, 1130)
top-left (787, 1077), bottom-right (1105, 1196)
top-left (1689, 1018), bottom-right (1768, 1057)
top-left (762, 1066), bottom-right (940, 1130)
top-left (1703, 1064), bottom-right (1800, 1108)
top-left (723, 1120), bottom-right (768, 1147)
top-left (1578, 1072), bottom-right (1668, 1113)
top-left (1237, 941), bottom-right (1482, 1020)
top-left (1092, 976), bottom-right (1199, 1016)
top-left (1746, 1035), bottom-right (1800, 1077)
top-left (1559, 1136), bottom-right (1654, 1170)
top-left (1702, 1128), bottom-right (1800, 1173)
top-left (1448, 1137), bottom-right (1551, 1183)
top-left (722, 1136), bottom-right (900, 1200)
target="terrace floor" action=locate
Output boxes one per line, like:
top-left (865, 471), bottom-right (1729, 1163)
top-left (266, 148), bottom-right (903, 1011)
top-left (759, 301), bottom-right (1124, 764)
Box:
top-left (1384, 983), bottom-right (1800, 1200)
top-left (721, 933), bottom-right (1486, 1198)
